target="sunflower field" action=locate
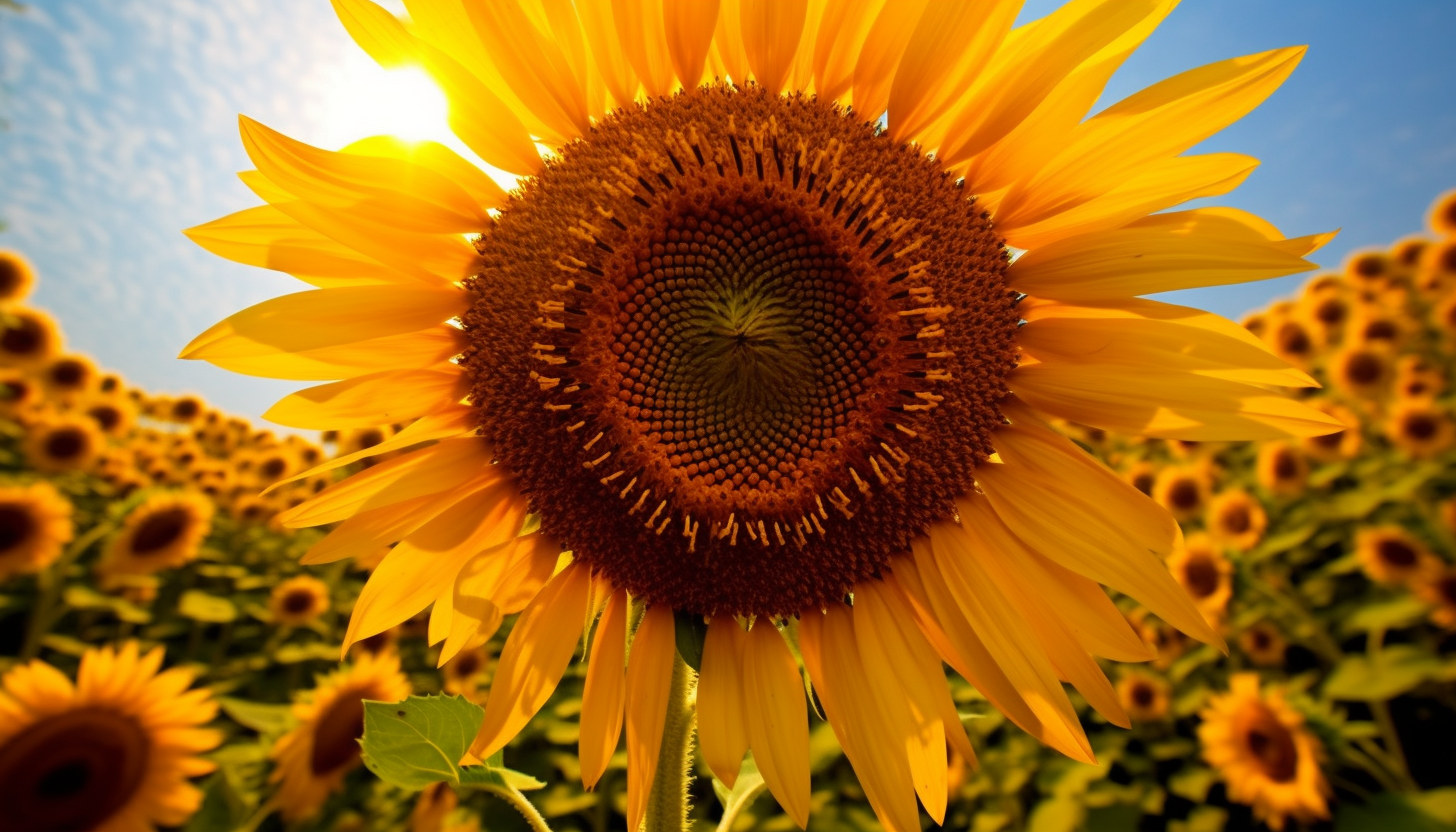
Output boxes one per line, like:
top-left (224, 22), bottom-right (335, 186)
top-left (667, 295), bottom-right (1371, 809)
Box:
top-left (2, 188), bottom-right (1454, 831)
top-left (6, 1), bottom-right (1456, 831)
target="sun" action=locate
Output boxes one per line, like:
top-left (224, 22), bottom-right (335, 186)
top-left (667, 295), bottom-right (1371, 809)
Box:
top-left (319, 60), bottom-right (452, 147)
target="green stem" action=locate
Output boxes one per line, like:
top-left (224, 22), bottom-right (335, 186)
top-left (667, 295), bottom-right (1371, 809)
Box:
top-left (234, 796), bottom-right (278, 832)
top-left (1366, 629), bottom-right (1417, 790)
top-left (1247, 578), bottom-right (1343, 663)
top-left (645, 652), bottom-right (697, 832)
top-left (20, 522), bottom-right (112, 660)
top-left (1346, 742), bottom-right (1405, 793)
top-left (484, 782), bottom-right (553, 832)
top-left (714, 779), bottom-right (768, 832)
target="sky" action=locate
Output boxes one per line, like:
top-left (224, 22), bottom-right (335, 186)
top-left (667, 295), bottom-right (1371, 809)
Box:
top-left (1, 0), bottom-right (1455, 422)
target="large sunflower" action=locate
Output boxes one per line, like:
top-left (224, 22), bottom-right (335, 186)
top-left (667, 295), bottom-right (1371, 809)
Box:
top-left (184, 2), bottom-right (1340, 829)
top-left (269, 650), bottom-right (413, 822)
top-left (0, 642), bottom-right (220, 832)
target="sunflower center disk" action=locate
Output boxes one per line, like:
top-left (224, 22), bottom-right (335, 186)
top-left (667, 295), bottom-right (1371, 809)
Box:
top-left (464, 86), bottom-right (1018, 617)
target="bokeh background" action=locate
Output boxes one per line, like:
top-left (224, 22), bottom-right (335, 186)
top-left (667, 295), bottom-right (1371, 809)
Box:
top-left (2, 0), bottom-right (1455, 420)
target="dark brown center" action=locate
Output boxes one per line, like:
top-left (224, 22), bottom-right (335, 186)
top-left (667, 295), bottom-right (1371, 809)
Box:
top-left (129, 508), bottom-right (191, 555)
top-left (0, 707), bottom-right (151, 832)
top-left (463, 85), bottom-right (1016, 617)
top-left (1272, 451), bottom-right (1299, 481)
top-left (1220, 503), bottom-right (1251, 534)
top-left (1276, 321), bottom-right (1310, 356)
top-left (172, 399), bottom-right (200, 420)
top-left (0, 504), bottom-right (35, 553)
top-left (1243, 706), bottom-right (1299, 782)
top-left (310, 692), bottom-right (367, 775)
top-left (1344, 351), bottom-right (1384, 386)
top-left (1168, 479), bottom-right (1201, 511)
top-left (48, 360), bottom-right (85, 389)
top-left (1376, 538), bottom-right (1418, 567)
top-left (282, 589), bottom-right (317, 615)
top-left (0, 259), bottom-right (17, 295)
top-left (1314, 297), bottom-right (1346, 325)
top-left (0, 316), bottom-right (44, 356)
top-left (1130, 683), bottom-right (1155, 709)
top-left (88, 404), bottom-right (122, 432)
top-left (43, 429), bottom-right (87, 461)
top-left (1183, 555), bottom-right (1222, 598)
top-left (1363, 320), bottom-right (1397, 342)
top-left (1402, 413), bottom-right (1439, 441)
top-left (1353, 254), bottom-right (1386, 278)
top-left (452, 651), bottom-right (482, 678)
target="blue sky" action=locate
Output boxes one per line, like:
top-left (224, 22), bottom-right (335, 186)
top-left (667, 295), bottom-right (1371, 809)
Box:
top-left (2, 0), bottom-right (1455, 422)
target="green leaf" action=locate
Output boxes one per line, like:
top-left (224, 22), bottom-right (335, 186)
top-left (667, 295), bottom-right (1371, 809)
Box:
top-left (1324, 645), bottom-right (1445, 701)
top-left (272, 642), bottom-right (342, 664)
top-left (61, 585), bottom-right (150, 623)
top-left (1411, 788), bottom-right (1456, 824)
top-left (1342, 595), bottom-right (1431, 633)
top-left (1249, 524), bottom-right (1317, 562)
top-left (1083, 804), bottom-right (1141, 832)
top-left (458, 762), bottom-right (546, 791)
top-left (712, 754), bottom-right (767, 832)
top-left (218, 697), bottom-right (296, 734)
top-left (1336, 793), bottom-right (1452, 832)
top-left (360, 694), bottom-right (481, 790)
top-left (177, 590), bottom-right (238, 623)
top-left (1168, 767), bottom-right (1220, 803)
top-left (674, 610), bottom-right (708, 672)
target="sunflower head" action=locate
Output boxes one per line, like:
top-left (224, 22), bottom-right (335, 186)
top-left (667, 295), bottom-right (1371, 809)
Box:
top-left (441, 645), bottom-right (491, 698)
top-left (1429, 188), bottom-right (1456, 236)
top-left (37, 354), bottom-right (96, 400)
top-left (1238, 620), bottom-right (1288, 667)
top-left (83, 395), bottom-right (136, 437)
top-left (1344, 249), bottom-right (1391, 283)
top-left (22, 413), bottom-right (103, 474)
top-left (1264, 314), bottom-right (1317, 366)
top-left (1205, 489), bottom-right (1267, 552)
top-left (1390, 236), bottom-right (1431, 272)
top-left (1328, 344), bottom-right (1394, 398)
top-left (0, 481), bottom-right (74, 582)
top-left (1152, 465), bottom-right (1211, 522)
top-left (0, 369), bottom-right (40, 417)
top-left (0, 250), bottom-right (35, 304)
top-left (1416, 567), bottom-right (1456, 629)
top-left (1355, 526), bottom-right (1438, 586)
top-left (1122, 461), bottom-right (1158, 497)
top-left (1256, 441), bottom-right (1308, 497)
top-left (1116, 673), bottom-right (1171, 722)
top-left (98, 491), bottom-right (215, 576)
top-left (0, 642), bottom-right (220, 832)
top-left (1299, 400), bottom-right (1362, 462)
top-left (1394, 355), bottom-right (1445, 400)
top-left (270, 574), bottom-right (332, 625)
top-left (1199, 674), bottom-right (1329, 830)
top-left (0, 307), bottom-right (61, 368)
top-left (1385, 398), bottom-right (1454, 459)
top-left (1166, 534), bottom-right (1233, 622)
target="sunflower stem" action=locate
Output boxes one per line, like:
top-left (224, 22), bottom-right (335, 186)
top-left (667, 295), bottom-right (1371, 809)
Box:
top-left (645, 651), bottom-right (697, 832)
top-left (484, 782), bottom-right (554, 832)
top-left (19, 521), bottom-right (112, 661)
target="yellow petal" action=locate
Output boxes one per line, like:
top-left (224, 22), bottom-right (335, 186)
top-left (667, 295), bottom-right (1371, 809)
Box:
top-left (239, 116), bottom-right (492, 233)
top-left (578, 0), bottom-right (642, 108)
top-left (852, 581), bottom-right (950, 823)
top-left (974, 405), bottom-right (1222, 646)
top-left (410, 35), bottom-right (544, 175)
top-left (268, 404), bottom-right (474, 491)
top-left (439, 533), bottom-right (558, 663)
top-left (262, 366), bottom-right (467, 430)
top-left (929, 521), bottom-right (1095, 764)
top-left (1008, 207), bottom-right (1336, 302)
top-left (938, 0), bottom-right (1165, 164)
top-left (710, 0), bottom-right (751, 85)
top-left (180, 284), bottom-right (464, 362)
top-left (203, 325), bottom-right (466, 382)
top-left (473, 562), bottom-right (592, 758)
top-left (462, 2), bottom-right (591, 138)
top-left (580, 589), bottom-right (628, 790)
top-left (850, 0), bottom-right (927, 122)
top-left (613, 0), bottom-right (676, 97)
top-left (740, 0), bottom-right (809, 94)
top-left (800, 606), bottom-right (921, 832)
top-left (182, 205), bottom-right (412, 288)
top-left (810, 0), bottom-right (884, 105)
top-left (332, 0), bottom-right (416, 68)
top-left (279, 437), bottom-right (494, 527)
top-left (625, 605), bottom-right (677, 832)
top-left (1000, 152), bottom-right (1259, 250)
top-left (698, 615), bottom-right (750, 787)
top-left (996, 47), bottom-right (1304, 229)
top-left (663, 0), bottom-right (720, 89)
top-left (886, 0), bottom-right (1019, 143)
top-left (342, 135), bottom-right (507, 211)
top-left (990, 544), bottom-right (1154, 663)
top-left (743, 622), bottom-right (811, 828)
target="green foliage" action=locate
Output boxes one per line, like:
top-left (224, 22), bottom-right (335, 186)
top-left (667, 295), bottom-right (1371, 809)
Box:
top-left (361, 694), bottom-right (543, 794)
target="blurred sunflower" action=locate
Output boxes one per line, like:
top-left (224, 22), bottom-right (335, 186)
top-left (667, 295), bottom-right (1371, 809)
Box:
top-left (1355, 526), bottom-right (1438, 586)
top-left (37, 354), bottom-right (97, 401)
top-left (1256, 441), bottom-right (1307, 497)
top-left (1116, 673), bottom-right (1170, 722)
top-left (0, 307), bottom-right (60, 368)
top-left (1166, 534), bottom-right (1232, 623)
top-left (1429, 187), bottom-right (1456, 235)
top-left (1299, 400), bottom-right (1362, 462)
top-left (1394, 354), bottom-right (1445, 400)
top-left (1384, 397), bottom-right (1454, 459)
top-left (1205, 489), bottom-right (1266, 552)
top-left (0, 370), bottom-right (40, 418)
top-left (1199, 674), bottom-right (1329, 830)
top-left (1238, 620), bottom-right (1287, 667)
top-left (1328, 344), bottom-right (1392, 398)
top-left (183, 2), bottom-right (1340, 828)
top-left (410, 782), bottom-right (458, 832)
top-left (1152, 464), bottom-right (1211, 522)
top-left (270, 574), bottom-right (332, 625)
top-left (270, 651), bottom-right (412, 823)
top-left (0, 642), bottom-right (220, 832)
top-left (1416, 567), bottom-right (1456, 629)
top-left (0, 250), bottom-right (36, 303)
top-left (440, 645), bottom-right (490, 698)
top-left (23, 413), bottom-right (103, 474)
top-left (0, 481), bottom-right (74, 582)
top-left (97, 492), bottom-right (215, 576)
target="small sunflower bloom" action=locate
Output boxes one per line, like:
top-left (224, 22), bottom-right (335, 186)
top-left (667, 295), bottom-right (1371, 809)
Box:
top-left (97, 491), bottom-right (215, 576)
top-left (1152, 465), bottom-right (1212, 522)
top-left (1355, 526), bottom-right (1439, 586)
top-left (1122, 460), bottom-right (1158, 497)
top-left (1428, 187), bottom-right (1456, 236)
top-left (1116, 673), bottom-right (1171, 722)
top-left (1299, 400), bottom-right (1362, 462)
top-left (1206, 489), bottom-right (1267, 552)
top-left (1393, 354), bottom-right (1445, 400)
top-left (180, 3), bottom-right (1343, 829)
top-left (270, 651), bottom-right (413, 823)
top-left (1166, 534), bottom-right (1233, 623)
top-left (1328, 344), bottom-right (1393, 399)
top-left (1199, 674), bottom-right (1330, 830)
top-left (0, 250), bottom-right (36, 303)
top-left (1415, 567), bottom-right (1456, 629)
top-left (1343, 249), bottom-right (1390, 283)
top-left (23, 412), bottom-right (103, 474)
top-left (440, 646), bottom-right (491, 699)
top-left (270, 574), bottom-right (332, 625)
top-left (0, 481), bottom-right (74, 582)
top-left (0, 307), bottom-right (60, 368)
top-left (1238, 621), bottom-right (1287, 667)
top-left (1256, 441), bottom-right (1308, 497)
top-left (0, 642), bottom-right (221, 832)
top-left (36, 354), bottom-right (97, 401)
top-left (1385, 398), bottom-right (1454, 458)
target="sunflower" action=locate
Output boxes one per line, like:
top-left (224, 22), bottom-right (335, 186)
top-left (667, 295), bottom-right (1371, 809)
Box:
top-left (1116, 673), bottom-right (1170, 722)
top-left (440, 645), bottom-right (491, 699)
top-left (1299, 400), bottom-right (1362, 462)
top-left (0, 250), bottom-right (35, 303)
top-left (183, 3), bottom-right (1341, 828)
top-left (1328, 344), bottom-right (1392, 399)
top-left (97, 491), bottom-right (215, 576)
top-left (1122, 461), bottom-right (1157, 496)
top-left (270, 574), bottom-right (333, 625)
top-left (1166, 534), bottom-right (1232, 622)
top-left (0, 481), bottom-right (74, 582)
top-left (83, 395), bottom-right (137, 438)
top-left (1238, 620), bottom-right (1287, 667)
top-left (1394, 355), bottom-right (1445, 401)
top-left (1296, 286), bottom-right (1348, 345)
top-left (1344, 249), bottom-right (1390, 283)
top-left (1263, 313), bottom-right (1316, 367)
top-left (1152, 465), bottom-right (1211, 522)
top-left (1355, 526), bottom-right (1439, 586)
top-left (1385, 397), bottom-right (1455, 459)
top-left (1430, 188), bottom-right (1456, 235)
top-left (0, 307), bottom-right (61, 368)
top-left (168, 395), bottom-right (205, 423)
top-left (1390, 236), bottom-right (1429, 274)
top-left (0, 642), bottom-right (221, 832)
top-left (410, 782), bottom-right (459, 832)
top-left (269, 651), bottom-right (412, 823)
top-left (1415, 567), bottom-right (1456, 629)
top-left (1199, 674), bottom-right (1329, 830)
top-left (1205, 489), bottom-right (1266, 552)
top-left (37, 354), bottom-right (97, 400)
top-left (23, 412), bottom-right (103, 473)
top-left (1256, 441), bottom-right (1307, 497)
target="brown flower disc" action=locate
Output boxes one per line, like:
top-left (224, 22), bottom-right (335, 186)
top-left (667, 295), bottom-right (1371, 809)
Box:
top-left (463, 85), bottom-right (1017, 617)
